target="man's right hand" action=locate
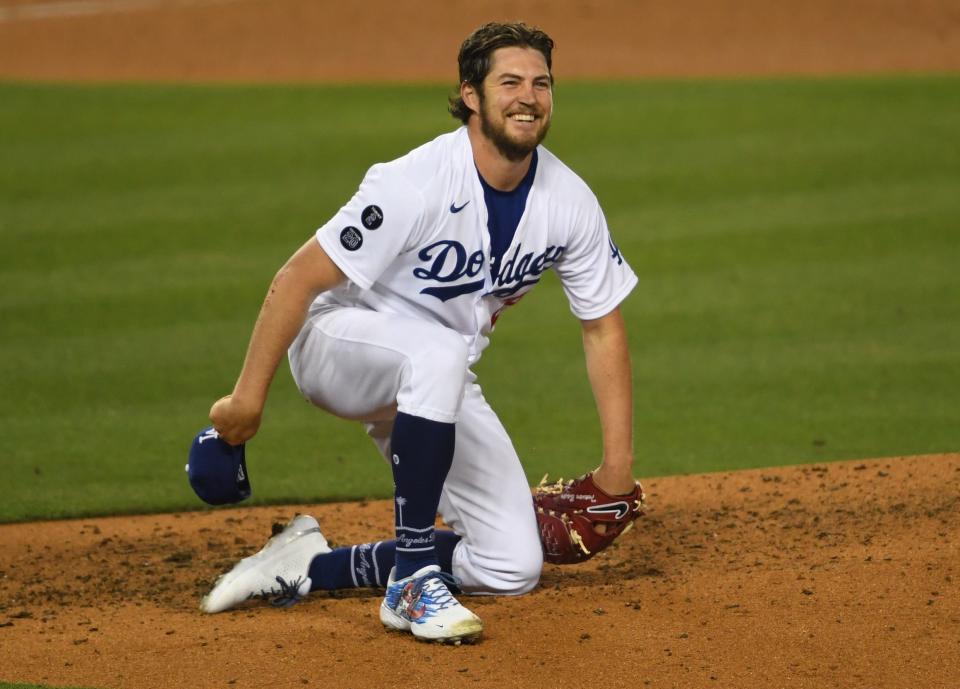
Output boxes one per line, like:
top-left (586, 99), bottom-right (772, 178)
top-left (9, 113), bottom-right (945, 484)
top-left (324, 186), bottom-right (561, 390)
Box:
top-left (209, 394), bottom-right (262, 446)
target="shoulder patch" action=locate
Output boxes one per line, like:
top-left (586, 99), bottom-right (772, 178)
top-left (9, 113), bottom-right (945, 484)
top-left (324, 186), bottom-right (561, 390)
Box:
top-left (340, 226), bottom-right (363, 251)
top-left (362, 205), bottom-right (383, 230)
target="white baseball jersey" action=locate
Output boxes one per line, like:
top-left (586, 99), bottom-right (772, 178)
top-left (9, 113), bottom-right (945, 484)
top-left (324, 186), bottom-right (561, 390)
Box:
top-left (312, 126), bottom-right (637, 364)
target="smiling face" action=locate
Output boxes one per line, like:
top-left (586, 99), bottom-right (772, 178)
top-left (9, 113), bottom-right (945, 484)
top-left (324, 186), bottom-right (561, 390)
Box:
top-left (470, 46), bottom-right (553, 162)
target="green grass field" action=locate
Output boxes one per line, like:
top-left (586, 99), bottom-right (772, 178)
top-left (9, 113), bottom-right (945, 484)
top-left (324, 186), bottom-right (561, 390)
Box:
top-left (2, 76), bottom-right (958, 523)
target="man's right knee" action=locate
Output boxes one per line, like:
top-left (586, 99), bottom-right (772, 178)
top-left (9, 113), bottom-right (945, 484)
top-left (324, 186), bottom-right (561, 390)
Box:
top-left (397, 329), bottom-right (470, 421)
top-left (411, 328), bottom-right (469, 380)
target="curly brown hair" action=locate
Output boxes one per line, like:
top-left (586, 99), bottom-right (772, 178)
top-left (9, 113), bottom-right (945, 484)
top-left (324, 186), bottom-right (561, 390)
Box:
top-left (448, 22), bottom-right (555, 124)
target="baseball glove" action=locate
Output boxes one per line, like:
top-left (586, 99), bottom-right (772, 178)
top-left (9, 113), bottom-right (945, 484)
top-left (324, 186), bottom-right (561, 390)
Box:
top-left (533, 472), bottom-right (645, 564)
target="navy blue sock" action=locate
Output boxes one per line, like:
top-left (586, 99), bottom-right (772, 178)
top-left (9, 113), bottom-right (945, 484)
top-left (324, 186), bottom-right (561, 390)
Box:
top-left (389, 412), bottom-right (456, 579)
top-left (308, 531), bottom-right (461, 590)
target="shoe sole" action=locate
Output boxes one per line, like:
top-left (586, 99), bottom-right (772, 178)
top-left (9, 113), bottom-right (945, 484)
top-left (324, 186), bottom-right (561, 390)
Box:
top-left (382, 624), bottom-right (484, 645)
top-left (379, 604), bottom-right (483, 645)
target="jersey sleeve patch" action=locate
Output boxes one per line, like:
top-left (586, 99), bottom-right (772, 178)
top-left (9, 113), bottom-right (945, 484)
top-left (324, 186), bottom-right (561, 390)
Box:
top-left (315, 164), bottom-right (424, 290)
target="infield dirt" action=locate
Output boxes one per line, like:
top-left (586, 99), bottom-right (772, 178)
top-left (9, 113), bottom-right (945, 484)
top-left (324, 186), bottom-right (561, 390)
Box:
top-left (1, 0), bottom-right (959, 81)
top-left (1, 1), bottom-right (959, 688)
top-left (1, 455), bottom-right (958, 688)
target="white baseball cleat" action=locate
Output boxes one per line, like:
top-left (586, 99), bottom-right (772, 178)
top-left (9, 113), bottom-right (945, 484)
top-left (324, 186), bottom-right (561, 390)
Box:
top-left (380, 565), bottom-right (483, 644)
top-left (200, 514), bottom-right (330, 613)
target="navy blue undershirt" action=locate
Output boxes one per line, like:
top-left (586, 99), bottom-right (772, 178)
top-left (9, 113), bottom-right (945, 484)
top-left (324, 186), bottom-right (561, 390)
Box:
top-left (478, 150), bottom-right (538, 282)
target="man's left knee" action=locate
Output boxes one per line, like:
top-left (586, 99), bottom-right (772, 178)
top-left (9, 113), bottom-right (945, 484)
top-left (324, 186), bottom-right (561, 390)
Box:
top-left (464, 546), bottom-right (543, 595)
top-left (506, 547), bottom-right (544, 595)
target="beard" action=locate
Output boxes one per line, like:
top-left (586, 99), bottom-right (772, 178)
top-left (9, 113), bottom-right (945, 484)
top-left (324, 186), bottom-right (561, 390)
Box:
top-left (478, 96), bottom-right (551, 162)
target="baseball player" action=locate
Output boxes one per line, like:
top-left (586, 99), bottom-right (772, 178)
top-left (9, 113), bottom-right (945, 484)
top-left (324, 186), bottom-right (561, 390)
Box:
top-left (198, 22), bottom-right (642, 644)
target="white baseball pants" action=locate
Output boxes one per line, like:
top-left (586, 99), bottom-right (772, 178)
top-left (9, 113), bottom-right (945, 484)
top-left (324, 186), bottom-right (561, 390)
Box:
top-left (288, 305), bottom-right (543, 594)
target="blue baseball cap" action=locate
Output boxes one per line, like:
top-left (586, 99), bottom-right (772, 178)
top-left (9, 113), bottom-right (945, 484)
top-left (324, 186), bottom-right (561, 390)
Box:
top-left (186, 427), bottom-right (251, 505)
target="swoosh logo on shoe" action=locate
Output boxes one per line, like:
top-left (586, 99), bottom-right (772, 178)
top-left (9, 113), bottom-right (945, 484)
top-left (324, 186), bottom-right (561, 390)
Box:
top-left (449, 200), bottom-right (470, 213)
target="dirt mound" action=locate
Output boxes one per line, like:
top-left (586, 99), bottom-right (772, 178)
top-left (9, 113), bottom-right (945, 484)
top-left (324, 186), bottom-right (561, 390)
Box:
top-left (1, 454), bottom-right (957, 689)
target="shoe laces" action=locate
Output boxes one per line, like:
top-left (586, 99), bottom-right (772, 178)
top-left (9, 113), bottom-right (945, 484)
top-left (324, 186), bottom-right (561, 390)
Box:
top-left (261, 575), bottom-right (307, 608)
top-left (413, 571), bottom-right (462, 610)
